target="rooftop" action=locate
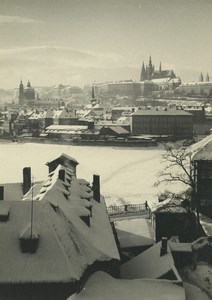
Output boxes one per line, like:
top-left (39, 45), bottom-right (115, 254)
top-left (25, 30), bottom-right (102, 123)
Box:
top-left (0, 154), bottom-right (120, 285)
top-left (68, 271), bottom-right (185, 300)
top-left (132, 109), bottom-right (193, 116)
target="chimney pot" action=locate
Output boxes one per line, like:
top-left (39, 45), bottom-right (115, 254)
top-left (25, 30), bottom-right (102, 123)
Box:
top-left (160, 237), bottom-right (168, 256)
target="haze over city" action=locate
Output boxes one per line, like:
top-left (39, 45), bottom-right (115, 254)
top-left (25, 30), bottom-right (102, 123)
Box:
top-left (1, 0), bottom-right (212, 88)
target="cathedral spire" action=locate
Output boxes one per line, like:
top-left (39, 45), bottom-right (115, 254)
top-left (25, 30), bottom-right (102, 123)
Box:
top-left (206, 73), bottom-right (210, 82)
top-left (199, 73), bottom-right (204, 82)
top-left (159, 62), bottom-right (162, 73)
top-left (149, 56), bottom-right (152, 67)
top-left (27, 80), bottom-right (31, 88)
top-left (140, 62), bottom-right (146, 81)
top-left (91, 85), bottom-right (95, 100)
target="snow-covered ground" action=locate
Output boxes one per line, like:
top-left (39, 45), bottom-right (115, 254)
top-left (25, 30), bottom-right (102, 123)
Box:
top-left (0, 143), bottom-right (185, 207)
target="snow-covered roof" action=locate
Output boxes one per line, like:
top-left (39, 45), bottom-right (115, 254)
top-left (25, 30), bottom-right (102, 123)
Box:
top-left (100, 126), bottom-right (129, 135)
top-left (46, 153), bottom-right (79, 166)
top-left (68, 271), bottom-right (185, 300)
top-left (180, 81), bottom-right (212, 86)
top-left (45, 125), bottom-right (88, 133)
top-left (120, 241), bottom-right (181, 281)
top-left (151, 78), bottom-right (170, 84)
top-left (114, 219), bottom-right (155, 248)
top-left (191, 135), bottom-right (212, 161)
top-left (0, 156), bottom-right (120, 285)
top-left (133, 109), bottom-right (193, 116)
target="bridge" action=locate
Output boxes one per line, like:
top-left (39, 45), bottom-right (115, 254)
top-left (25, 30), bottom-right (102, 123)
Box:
top-left (107, 202), bottom-right (152, 220)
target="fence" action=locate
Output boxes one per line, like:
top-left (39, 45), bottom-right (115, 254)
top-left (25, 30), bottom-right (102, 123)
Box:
top-left (107, 202), bottom-right (152, 219)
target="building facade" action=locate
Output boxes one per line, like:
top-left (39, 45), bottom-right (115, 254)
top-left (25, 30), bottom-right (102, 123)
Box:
top-left (131, 109), bottom-right (193, 137)
top-left (19, 80), bottom-right (35, 106)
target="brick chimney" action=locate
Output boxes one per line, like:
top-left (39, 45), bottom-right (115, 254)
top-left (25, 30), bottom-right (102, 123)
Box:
top-left (160, 237), bottom-right (168, 256)
top-left (23, 167), bottom-right (31, 195)
top-left (93, 174), bottom-right (100, 202)
top-left (0, 186), bottom-right (4, 201)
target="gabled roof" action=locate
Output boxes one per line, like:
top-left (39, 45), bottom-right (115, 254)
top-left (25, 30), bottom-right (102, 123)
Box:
top-left (191, 135), bottom-right (212, 161)
top-left (46, 153), bottom-right (79, 166)
top-left (0, 156), bottom-right (119, 285)
top-left (120, 241), bottom-right (180, 280)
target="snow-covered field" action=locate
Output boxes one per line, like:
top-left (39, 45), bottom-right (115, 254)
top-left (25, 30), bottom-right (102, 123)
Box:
top-left (0, 142), bottom-right (184, 207)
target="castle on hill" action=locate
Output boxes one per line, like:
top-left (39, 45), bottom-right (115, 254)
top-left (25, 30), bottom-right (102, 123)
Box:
top-left (140, 56), bottom-right (176, 81)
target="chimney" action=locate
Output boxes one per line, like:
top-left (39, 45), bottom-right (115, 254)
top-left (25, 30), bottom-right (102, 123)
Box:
top-left (0, 186), bottom-right (4, 200)
top-left (23, 167), bottom-right (31, 195)
top-left (160, 237), bottom-right (168, 256)
top-left (88, 121), bottom-right (94, 130)
top-left (58, 169), bottom-right (65, 182)
top-left (93, 174), bottom-right (100, 202)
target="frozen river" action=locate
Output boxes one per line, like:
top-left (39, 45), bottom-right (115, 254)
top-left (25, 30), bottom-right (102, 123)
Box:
top-left (0, 142), bottom-right (176, 207)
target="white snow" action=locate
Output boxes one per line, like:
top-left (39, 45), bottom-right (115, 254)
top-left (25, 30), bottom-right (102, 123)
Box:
top-left (115, 218), bottom-right (155, 248)
top-left (120, 241), bottom-right (179, 280)
top-left (67, 271), bottom-right (185, 300)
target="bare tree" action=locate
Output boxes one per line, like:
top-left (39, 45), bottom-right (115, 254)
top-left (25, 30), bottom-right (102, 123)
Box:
top-left (155, 142), bottom-right (202, 235)
top-left (155, 143), bottom-right (196, 209)
top-left (156, 143), bottom-right (195, 188)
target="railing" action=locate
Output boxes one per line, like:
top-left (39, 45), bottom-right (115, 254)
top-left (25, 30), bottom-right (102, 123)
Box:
top-left (107, 201), bottom-right (152, 219)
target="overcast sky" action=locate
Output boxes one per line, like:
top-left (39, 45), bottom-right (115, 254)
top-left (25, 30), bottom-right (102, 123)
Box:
top-left (1, 0), bottom-right (212, 88)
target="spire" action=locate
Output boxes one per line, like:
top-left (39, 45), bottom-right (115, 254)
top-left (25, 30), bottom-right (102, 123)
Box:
top-left (19, 79), bottom-right (24, 92)
top-left (140, 62), bottom-right (146, 81)
top-left (27, 80), bottom-right (31, 88)
top-left (91, 85), bottom-right (95, 100)
top-left (206, 73), bottom-right (210, 82)
top-left (149, 56), bottom-right (152, 67)
top-left (199, 73), bottom-right (204, 82)
top-left (159, 62), bottom-right (162, 73)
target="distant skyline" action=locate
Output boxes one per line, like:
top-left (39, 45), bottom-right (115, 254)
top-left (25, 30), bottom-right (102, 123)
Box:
top-left (1, 0), bottom-right (212, 89)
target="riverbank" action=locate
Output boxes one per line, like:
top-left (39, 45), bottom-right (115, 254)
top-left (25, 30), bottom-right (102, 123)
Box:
top-left (16, 136), bottom-right (158, 147)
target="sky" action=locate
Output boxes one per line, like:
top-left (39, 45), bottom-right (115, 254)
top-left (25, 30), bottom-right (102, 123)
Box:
top-left (1, 0), bottom-right (212, 89)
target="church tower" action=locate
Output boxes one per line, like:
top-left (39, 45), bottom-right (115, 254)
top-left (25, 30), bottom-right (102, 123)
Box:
top-left (146, 56), bottom-right (154, 80)
top-left (206, 73), bottom-right (210, 82)
top-left (19, 79), bottom-right (24, 105)
top-left (140, 62), bottom-right (146, 81)
top-left (199, 73), bottom-right (204, 82)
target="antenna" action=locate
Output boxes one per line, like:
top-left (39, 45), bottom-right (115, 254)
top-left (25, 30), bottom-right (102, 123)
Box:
top-left (30, 175), bottom-right (35, 240)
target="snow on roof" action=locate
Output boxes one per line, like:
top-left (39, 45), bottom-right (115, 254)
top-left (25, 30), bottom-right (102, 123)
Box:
top-left (154, 199), bottom-right (188, 214)
top-left (180, 81), bottom-right (212, 86)
top-left (46, 153), bottom-right (79, 166)
top-left (0, 156), bottom-right (120, 284)
top-left (132, 109), bottom-right (192, 116)
top-left (151, 78), bottom-right (170, 84)
top-left (68, 271), bottom-right (185, 300)
top-left (101, 126), bottom-right (129, 135)
top-left (0, 201), bottom-right (75, 283)
top-left (168, 242), bottom-right (192, 253)
top-left (114, 219), bottom-right (155, 248)
top-left (120, 241), bottom-right (180, 280)
top-left (45, 125), bottom-right (88, 132)
top-left (191, 135), bottom-right (212, 161)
